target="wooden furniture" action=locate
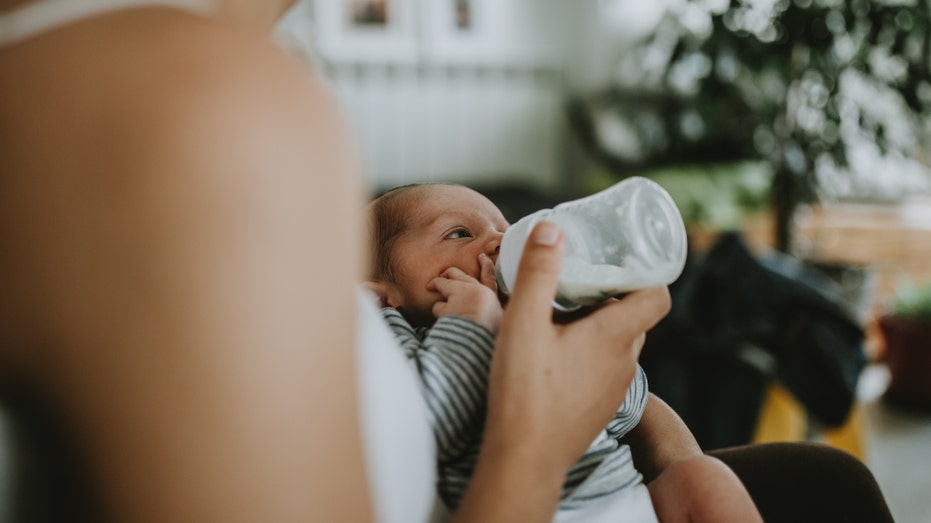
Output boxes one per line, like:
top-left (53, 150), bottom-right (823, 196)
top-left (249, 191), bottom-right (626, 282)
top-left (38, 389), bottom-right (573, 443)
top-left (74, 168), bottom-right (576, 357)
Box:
top-left (795, 197), bottom-right (931, 359)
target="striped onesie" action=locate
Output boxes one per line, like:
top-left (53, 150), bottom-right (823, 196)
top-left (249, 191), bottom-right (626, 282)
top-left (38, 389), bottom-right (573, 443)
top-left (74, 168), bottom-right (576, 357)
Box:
top-left (380, 307), bottom-right (649, 511)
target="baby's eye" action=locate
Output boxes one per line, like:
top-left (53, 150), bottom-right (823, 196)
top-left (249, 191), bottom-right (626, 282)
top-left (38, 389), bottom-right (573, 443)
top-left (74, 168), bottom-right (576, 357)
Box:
top-left (444, 228), bottom-right (472, 240)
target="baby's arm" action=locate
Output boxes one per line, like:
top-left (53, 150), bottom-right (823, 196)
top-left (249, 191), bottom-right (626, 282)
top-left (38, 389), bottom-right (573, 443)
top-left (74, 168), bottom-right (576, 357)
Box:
top-left (381, 307), bottom-right (494, 463)
top-left (648, 454), bottom-right (763, 523)
top-left (624, 396), bottom-right (762, 522)
top-left (621, 394), bottom-right (702, 481)
top-left (429, 254), bottom-right (502, 334)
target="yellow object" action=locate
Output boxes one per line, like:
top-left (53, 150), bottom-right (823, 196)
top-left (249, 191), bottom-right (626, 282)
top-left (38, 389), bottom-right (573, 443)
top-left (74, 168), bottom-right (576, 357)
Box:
top-left (752, 383), bottom-right (865, 460)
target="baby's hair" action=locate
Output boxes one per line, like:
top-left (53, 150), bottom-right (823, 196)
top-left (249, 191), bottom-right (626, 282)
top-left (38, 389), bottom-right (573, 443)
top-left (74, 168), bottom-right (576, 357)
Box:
top-left (366, 183), bottom-right (459, 282)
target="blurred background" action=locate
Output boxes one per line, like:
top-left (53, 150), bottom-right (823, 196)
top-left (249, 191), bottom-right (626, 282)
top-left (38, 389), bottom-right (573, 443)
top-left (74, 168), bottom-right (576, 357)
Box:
top-left (278, 1), bottom-right (931, 520)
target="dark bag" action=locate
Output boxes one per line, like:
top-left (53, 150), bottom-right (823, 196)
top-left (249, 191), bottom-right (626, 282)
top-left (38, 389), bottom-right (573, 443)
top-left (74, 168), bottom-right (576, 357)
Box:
top-left (641, 233), bottom-right (867, 449)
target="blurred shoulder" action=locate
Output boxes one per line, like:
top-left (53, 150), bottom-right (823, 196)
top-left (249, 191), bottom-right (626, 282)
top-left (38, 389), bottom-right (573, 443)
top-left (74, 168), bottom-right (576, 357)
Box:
top-left (117, 10), bottom-right (343, 141)
top-left (72, 9), bottom-right (363, 257)
top-left (83, 9), bottom-right (357, 188)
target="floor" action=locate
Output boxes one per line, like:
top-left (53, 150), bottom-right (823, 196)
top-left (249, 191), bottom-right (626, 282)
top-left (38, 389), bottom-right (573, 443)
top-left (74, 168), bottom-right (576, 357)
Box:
top-left (858, 364), bottom-right (931, 523)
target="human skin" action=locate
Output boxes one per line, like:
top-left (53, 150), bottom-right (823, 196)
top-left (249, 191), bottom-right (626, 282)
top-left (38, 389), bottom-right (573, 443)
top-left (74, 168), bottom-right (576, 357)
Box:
top-left (375, 185), bottom-right (508, 328)
top-left (453, 223), bottom-right (672, 522)
top-left (0, 3), bottom-right (369, 522)
top-left (0, 2), bottom-right (672, 522)
top-left (624, 396), bottom-right (763, 523)
top-left (429, 264), bottom-right (503, 332)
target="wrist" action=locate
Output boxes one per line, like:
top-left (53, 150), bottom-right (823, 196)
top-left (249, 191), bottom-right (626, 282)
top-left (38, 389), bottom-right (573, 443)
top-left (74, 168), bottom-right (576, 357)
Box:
top-left (455, 427), bottom-right (565, 522)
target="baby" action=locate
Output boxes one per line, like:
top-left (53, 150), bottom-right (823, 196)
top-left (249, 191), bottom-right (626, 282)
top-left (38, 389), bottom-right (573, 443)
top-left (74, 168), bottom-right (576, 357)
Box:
top-left (365, 183), bottom-right (761, 522)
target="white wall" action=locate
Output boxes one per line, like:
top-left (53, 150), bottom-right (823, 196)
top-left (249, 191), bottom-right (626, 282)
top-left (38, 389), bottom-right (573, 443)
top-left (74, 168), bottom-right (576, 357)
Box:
top-left (327, 63), bottom-right (565, 190)
top-left (278, 0), bottom-right (586, 191)
top-left (274, 0), bottom-right (661, 192)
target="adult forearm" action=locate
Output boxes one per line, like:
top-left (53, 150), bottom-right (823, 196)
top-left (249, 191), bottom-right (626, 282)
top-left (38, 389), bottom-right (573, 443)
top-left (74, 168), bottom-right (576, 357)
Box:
top-left (452, 434), bottom-right (565, 523)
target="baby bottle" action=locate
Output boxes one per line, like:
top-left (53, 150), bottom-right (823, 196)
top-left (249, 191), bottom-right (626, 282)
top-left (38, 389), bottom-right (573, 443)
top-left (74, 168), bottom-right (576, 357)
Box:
top-left (495, 177), bottom-right (687, 311)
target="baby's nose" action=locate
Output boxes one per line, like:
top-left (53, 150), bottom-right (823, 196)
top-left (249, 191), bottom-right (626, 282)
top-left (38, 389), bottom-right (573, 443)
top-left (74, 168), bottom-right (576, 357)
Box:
top-left (486, 237), bottom-right (502, 263)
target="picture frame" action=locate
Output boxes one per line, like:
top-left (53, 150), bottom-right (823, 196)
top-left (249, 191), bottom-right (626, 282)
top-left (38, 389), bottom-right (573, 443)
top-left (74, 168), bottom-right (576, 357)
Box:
top-left (421, 0), bottom-right (494, 64)
top-left (420, 0), bottom-right (560, 67)
top-left (314, 0), bottom-right (420, 64)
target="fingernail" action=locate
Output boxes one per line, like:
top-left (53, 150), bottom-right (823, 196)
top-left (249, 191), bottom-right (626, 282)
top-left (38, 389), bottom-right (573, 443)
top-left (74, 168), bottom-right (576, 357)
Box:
top-left (532, 221), bottom-right (560, 246)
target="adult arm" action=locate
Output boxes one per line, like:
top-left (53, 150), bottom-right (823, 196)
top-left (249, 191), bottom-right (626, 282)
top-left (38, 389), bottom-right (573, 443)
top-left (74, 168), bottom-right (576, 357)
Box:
top-left (1, 14), bottom-right (371, 522)
top-left (453, 222), bottom-right (672, 522)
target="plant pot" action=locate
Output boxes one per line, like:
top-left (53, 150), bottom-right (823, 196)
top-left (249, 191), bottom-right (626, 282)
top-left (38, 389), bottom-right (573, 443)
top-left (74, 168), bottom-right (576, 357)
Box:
top-left (878, 315), bottom-right (931, 409)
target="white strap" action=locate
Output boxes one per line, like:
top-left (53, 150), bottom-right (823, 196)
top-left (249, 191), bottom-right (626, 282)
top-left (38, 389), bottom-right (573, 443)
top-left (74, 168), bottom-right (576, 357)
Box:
top-left (0, 0), bottom-right (209, 47)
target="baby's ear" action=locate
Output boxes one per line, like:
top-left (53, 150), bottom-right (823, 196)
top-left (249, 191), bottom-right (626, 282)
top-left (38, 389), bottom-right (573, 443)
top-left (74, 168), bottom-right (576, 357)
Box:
top-left (361, 281), bottom-right (400, 309)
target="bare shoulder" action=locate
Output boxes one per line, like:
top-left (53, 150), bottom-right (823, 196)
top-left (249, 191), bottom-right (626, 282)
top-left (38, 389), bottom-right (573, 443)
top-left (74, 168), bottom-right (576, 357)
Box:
top-left (0, 9), bottom-right (363, 366)
top-left (1, 7), bottom-right (354, 185)
top-left (88, 10), bottom-right (364, 274)
top-left (85, 10), bottom-right (363, 233)
top-left (107, 11), bottom-right (352, 177)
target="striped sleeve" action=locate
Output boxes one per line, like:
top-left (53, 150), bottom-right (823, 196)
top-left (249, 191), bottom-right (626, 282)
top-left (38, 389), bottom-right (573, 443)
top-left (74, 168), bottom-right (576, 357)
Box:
top-left (562, 445), bottom-right (643, 509)
top-left (605, 364), bottom-right (649, 440)
top-left (380, 308), bottom-right (494, 464)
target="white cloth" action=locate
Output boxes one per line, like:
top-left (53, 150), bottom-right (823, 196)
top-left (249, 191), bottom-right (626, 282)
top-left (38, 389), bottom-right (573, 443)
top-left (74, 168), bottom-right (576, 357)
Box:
top-left (554, 483), bottom-right (658, 523)
top-left (425, 445), bottom-right (658, 523)
top-left (356, 293), bottom-right (438, 523)
top-left (0, 0), bottom-right (209, 47)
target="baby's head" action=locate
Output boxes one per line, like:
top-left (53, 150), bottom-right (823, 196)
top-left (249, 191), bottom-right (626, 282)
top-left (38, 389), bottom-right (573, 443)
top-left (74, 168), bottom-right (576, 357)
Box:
top-left (366, 183), bottom-right (509, 327)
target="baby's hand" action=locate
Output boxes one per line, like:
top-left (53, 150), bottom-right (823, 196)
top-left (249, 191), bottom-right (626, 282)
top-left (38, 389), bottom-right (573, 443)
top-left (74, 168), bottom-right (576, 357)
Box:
top-left (429, 254), bottom-right (503, 334)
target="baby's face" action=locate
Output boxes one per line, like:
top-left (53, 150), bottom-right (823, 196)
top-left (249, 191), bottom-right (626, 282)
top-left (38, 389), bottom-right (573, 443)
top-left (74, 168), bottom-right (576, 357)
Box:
top-left (389, 185), bottom-right (509, 326)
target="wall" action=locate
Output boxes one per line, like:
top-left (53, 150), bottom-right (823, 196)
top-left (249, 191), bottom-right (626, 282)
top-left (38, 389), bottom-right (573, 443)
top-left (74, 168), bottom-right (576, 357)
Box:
top-left (326, 63), bottom-right (565, 190)
top-left (278, 0), bottom-right (583, 192)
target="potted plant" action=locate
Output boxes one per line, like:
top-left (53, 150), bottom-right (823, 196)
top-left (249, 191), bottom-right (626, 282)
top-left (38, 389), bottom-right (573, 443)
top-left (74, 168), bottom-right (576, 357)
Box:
top-left (878, 281), bottom-right (931, 409)
top-left (569, 0), bottom-right (931, 253)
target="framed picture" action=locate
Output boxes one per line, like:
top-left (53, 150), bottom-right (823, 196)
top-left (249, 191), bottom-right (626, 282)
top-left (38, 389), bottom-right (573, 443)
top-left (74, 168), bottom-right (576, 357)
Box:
top-left (421, 0), bottom-right (559, 66)
top-left (421, 0), bottom-right (494, 63)
top-left (314, 0), bottom-right (420, 63)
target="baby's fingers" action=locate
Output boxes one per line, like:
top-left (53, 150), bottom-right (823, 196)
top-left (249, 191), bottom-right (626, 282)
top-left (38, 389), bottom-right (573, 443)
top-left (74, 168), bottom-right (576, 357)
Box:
top-left (439, 267), bottom-right (474, 282)
top-left (430, 274), bottom-right (477, 298)
top-left (432, 300), bottom-right (449, 318)
top-left (479, 253), bottom-right (498, 292)
top-left (428, 276), bottom-right (454, 297)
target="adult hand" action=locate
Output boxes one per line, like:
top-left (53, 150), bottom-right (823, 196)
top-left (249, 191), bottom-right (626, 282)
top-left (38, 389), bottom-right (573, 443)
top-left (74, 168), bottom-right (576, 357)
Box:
top-left (453, 221), bottom-right (670, 522)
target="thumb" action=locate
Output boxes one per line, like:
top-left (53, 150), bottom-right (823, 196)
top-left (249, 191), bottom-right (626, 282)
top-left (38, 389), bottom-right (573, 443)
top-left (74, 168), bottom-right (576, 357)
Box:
top-left (503, 221), bottom-right (564, 321)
